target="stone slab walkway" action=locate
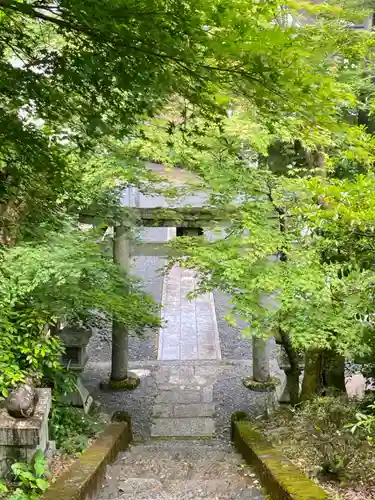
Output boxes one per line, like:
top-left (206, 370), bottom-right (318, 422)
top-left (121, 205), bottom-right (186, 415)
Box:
top-left (158, 266), bottom-right (221, 361)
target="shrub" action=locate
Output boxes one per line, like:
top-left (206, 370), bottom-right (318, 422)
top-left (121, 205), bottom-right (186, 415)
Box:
top-left (262, 397), bottom-right (375, 483)
top-left (0, 310), bottom-right (64, 397)
top-left (50, 406), bottom-right (105, 454)
top-left (0, 450), bottom-right (50, 500)
top-left (0, 226), bottom-right (160, 397)
top-left (346, 401), bottom-right (375, 446)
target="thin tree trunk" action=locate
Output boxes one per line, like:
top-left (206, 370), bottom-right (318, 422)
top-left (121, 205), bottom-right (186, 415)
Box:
top-left (279, 328), bottom-right (301, 405)
top-left (301, 349), bottom-right (346, 400)
top-left (323, 350), bottom-right (346, 396)
top-left (301, 348), bottom-right (323, 401)
top-left (253, 337), bottom-right (271, 382)
top-left (111, 225), bottom-right (130, 382)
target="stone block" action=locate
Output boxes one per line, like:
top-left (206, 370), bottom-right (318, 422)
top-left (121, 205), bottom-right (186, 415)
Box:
top-left (198, 344), bottom-right (217, 360)
top-left (194, 366), bottom-right (220, 377)
top-left (151, 417), bottom-right (215, 437)
top-left (152, 404), bottom-right (175, 418)
top-left (162, 335), bottom-right (180, 348)
top-left (168, 366), bottom-right (194, 378)
top-left (155, 388), bottom-right (201, 405)
top-left (155, 367), bottom-right (170, 384)
top-left (197, 329), bottom-right (215, 345)
top-left (60, 377), bottom-right (93, 414)
top-left (0, 389), bottom-right (51, 477)
top-left (181, 343), bottom-right (198, 360)
top-left (173, 403), bottom-right (216, 418)
top-left (177, 366), bottom-right (195, 378)
top-left (160, 347), bottom-right (180, 361)
top-left (202, 385), bottom-right (214, 403)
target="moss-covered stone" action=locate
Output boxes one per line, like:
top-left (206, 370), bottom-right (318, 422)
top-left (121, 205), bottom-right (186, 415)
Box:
top-left (110, 376), bottom-right (140, 390)
top-left (100, 375), bottom-right (140, 391)
top-left (231, 411), bottom-right (249, 422)
top-left (242, 376), bottom-right (280, 392)
top-left (41, 422), bottom-right (131, 500)
top-left (111, 410), bottom-right (131, 424)
top-left (230, 411), bottom-right (250, 440)
top-left (111, 411), bottom-right (133, 441)
top-left (233, 421), bottom-right (329, 500)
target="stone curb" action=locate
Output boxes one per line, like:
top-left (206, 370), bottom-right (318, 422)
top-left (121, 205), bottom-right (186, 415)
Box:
top-left (42, 422), bottom-right (131, 500)
top-left (232, 420), bottom-right (329, 500)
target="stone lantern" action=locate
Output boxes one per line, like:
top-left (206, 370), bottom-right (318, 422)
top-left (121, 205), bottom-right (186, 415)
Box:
top-left (58, 325), bottom-right (92, 372)
top-left (57, 325), bottom-right (93, 413)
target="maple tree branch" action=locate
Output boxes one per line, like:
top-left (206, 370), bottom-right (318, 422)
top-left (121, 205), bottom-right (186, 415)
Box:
top-left (0, 0), bottom-right (276, 91)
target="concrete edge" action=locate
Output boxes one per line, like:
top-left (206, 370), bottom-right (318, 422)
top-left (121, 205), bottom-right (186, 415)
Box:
top-left (157, 226), bottom-right (175, 360)
top-left (209, 291), bottom-right (222, 360)
top-left (42, 422), bottom-right (131, 500)
top-left (232, 420), bottom-right (329, 500)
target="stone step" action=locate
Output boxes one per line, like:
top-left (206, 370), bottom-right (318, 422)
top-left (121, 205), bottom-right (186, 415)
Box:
top-left (100, 479), bottom-right (264, 500)
top-left (106, 462), bottom-right (249, 484)
top-left (97, 440), bottom-right (265, 500)
top-left (152, 402), bottom-right (216, 418)
top-left (154, 385), bottom-right (213, 405)
top-left (117, 451), bottom-right (245, 470)
top-left (151, 417), bottom-right (215, 438)
top-left (128, 439), bottom-right (235, 452)
top-left (123, 440), bottom-right (244, 461)
top-left (123, 449), bottom-right (244, 465)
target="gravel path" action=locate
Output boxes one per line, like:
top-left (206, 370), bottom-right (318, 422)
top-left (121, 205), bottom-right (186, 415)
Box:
top-left (129, 252), bottom-right (165, 361)
top-left (82, 358), bottom-right (157, 440)
top-left (214, 291), bottom-right (253, 360)
top-left (213, 362), bottom-right (273, 440)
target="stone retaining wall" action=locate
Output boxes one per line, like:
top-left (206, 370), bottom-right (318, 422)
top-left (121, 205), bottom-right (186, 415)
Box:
top-left (232, 420), bottom-right (329, 500)
top-left (0, 388), bottom-right (51, 476)
top-left (42, 421), bottom-right (132, 500)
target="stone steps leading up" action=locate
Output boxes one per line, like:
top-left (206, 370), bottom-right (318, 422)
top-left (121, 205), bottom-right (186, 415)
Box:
top-left (151, 364), bottom-right (221, 439)
top-left (97, 440), bottom-right (265, 500)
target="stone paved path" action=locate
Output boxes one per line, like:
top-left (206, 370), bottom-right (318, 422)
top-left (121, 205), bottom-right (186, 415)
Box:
top-left (154, 262), bottom-right (223, 438)
top-left (158, 266), bottom-right (221, 361)
top-left (97, 440), bottom-right (265, 500)
top-left (94, 196), bottom-right (266, 498)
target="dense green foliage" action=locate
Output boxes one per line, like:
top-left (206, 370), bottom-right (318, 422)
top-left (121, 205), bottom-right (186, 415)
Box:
top-left (0, 225), bottom-right (159, 395)
top-left (2, 3), bottom-right (375, 493)
top-left (50, 406), bottom-right (105, 454)
top-left (0, 450), bottom-right (50, 499)
top-left (261, 397), bottom-right (375, 485)
top-left (120, 1), bottom-right (375, 401)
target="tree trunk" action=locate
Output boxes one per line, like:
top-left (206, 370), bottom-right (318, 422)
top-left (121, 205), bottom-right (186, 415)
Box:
top-left (285, 368), bottom-right (301, 406)
top-left (300, 349), bottom-right (346, 401)
top-left (279, 328), bottom-right (301, 405)
top-left (323, 350), bottom-right (346, 396)
top-left (301, 348), bottom-right (323, 401)
top-left (111, 225), bottom-right (130, 382)
top-left (252, 337), bottom-right (271, 382)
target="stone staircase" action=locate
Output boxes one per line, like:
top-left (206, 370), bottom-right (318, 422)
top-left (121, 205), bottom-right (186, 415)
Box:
top-left (151, 364), bottom-right (219, 439)
top-left (97, 440), bottom-right (265, 500)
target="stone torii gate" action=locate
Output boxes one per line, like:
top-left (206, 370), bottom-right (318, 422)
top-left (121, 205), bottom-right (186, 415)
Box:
top-left (81, 197), bottom-right (272, 390)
